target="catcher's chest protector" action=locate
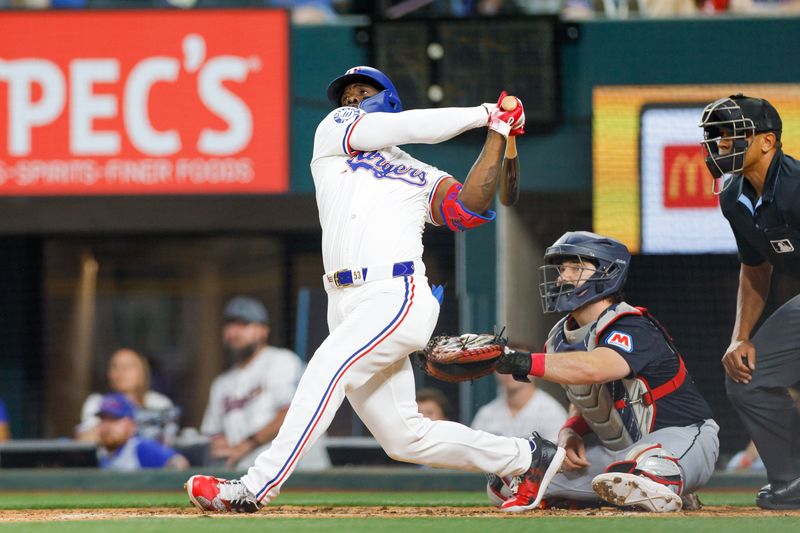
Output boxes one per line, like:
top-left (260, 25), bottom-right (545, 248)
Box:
top-left (546, 303), bottom-right (656, 451)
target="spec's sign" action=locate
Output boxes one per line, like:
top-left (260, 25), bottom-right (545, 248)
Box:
top-left (0, 10), bottom-right (289, 196)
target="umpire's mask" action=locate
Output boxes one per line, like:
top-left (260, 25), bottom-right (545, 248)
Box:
top-left (699, 96), bottom-right (754, 195)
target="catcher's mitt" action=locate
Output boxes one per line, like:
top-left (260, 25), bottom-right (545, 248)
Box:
top-left (413, 333), bottom-right (507, 383)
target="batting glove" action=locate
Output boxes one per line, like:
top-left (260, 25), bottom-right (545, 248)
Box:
top-left (488, 91), bottom-right (525, 138)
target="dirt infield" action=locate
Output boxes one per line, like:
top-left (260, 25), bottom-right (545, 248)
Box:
top-left (2, 506), bottom-right (800, 522)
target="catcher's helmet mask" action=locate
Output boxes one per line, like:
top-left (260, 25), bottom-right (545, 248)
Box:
top-left (326, 66), bottom-right (403, 114)
top-left (700, 94), bottom-right (782, 195)
top-left (539, 231), bottom-right (630, 314)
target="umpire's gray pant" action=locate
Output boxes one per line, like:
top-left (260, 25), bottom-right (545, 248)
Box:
top-left (727, 293), bottom-right (800, 484)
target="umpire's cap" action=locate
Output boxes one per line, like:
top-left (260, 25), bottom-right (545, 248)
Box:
top-left (731, 94), bottom-right (783, 140)
top-left (223, 296), bottom-right (269, 324)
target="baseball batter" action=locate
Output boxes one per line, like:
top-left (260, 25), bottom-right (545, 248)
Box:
top-left (494, 231), bottom-right (719, 512)
top-left (187, 66), bottom-right (566, 513)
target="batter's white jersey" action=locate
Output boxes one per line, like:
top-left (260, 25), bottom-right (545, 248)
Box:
top-left (311, 106), bottom-right (487, 272)
top-left (201, 346), bottom-right (304, 446)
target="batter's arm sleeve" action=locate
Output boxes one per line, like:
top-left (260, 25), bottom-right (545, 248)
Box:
top-left (348, 107), bottom-right (490, 152)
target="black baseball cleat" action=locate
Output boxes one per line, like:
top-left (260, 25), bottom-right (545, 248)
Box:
top-left (500, 432), bottom-right (566, 513)
top-left (757, 478), bottom-right (800, 510)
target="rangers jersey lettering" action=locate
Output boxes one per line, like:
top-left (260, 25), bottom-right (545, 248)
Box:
top-left (312, 107), bottom-right (451, 273)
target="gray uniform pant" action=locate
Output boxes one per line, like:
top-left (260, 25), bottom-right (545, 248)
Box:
top-left (726, 293), bottom-right (800, 484)
top-left (544, 419), bottom-right (719, 501)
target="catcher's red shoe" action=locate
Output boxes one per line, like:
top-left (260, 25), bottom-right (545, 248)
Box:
top-left (185, 475), bottom-right (261, 513)
top-left (501, 432), bottom-right (566, 513)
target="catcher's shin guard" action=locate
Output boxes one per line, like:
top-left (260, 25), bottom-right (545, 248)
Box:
top-left (591, 443), bottom-right (683, 512)
top-left (592, 473), bottom-right (682, 512)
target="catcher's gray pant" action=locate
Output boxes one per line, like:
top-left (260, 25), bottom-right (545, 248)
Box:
top-left (544, 419), bottom-right (719, 501)
top-left (726, 293), bottom-right (800, 484)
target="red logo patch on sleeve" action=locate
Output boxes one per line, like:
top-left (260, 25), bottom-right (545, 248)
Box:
top-left (606, 330), bottom-right (633, 353)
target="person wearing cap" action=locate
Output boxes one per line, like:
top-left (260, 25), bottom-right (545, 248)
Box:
top-left (96, 393), bottom-right (188, 471)
top-left (200, 296), bottom-right (328, 470)
top-left (76, 347), bottom-right (177, 445)
top-left (700, 94), bottom-right (800, 509)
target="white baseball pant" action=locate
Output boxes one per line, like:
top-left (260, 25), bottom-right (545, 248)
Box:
top-left (240, 273), bottom-right (532, 504)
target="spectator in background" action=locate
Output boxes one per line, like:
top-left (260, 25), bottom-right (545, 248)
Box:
top-left (201, 296), bottom-right (329, 470)
top-left (726, 440), bottom-right (766, 473)
top-left (96, 393), bottom-right (188, 471)
top-left (76, 348), bottom-right (178, 445)
top-left (472, 372), bottom-right (567, 441)
top-left (0, 399), bottom-right (10, 441)
top-left (416, 387), bottom-right (451, 421)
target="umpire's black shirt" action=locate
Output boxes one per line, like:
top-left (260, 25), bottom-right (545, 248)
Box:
top-left (720, 149), bottom-right (800, 278)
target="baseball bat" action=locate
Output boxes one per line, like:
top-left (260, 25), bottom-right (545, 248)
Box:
top-left (499, 96), bottom-right (520, 207)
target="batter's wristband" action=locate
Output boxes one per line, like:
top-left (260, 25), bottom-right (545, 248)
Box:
top-left (562, 415), bottom-right (590, 436)
top-left (529, 353), bottom-right (546, 377)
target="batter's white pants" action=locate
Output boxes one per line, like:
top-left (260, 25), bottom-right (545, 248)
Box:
top-left (241, 274), bottom-right (532, 504)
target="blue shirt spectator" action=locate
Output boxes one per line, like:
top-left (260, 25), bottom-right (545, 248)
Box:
top-left (95, 393), bottom-right (188, 471)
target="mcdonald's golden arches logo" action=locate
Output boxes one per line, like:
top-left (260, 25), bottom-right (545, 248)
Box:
top-left (662, 145), bottom-right (718, 208)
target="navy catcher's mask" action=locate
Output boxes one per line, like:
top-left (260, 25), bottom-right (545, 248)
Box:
top-left (326, 66), bottom-right (403, 114)
top-left (699, 94), bottom-right (782, 194)
top-left (539, 231), bottom-right (630, 314)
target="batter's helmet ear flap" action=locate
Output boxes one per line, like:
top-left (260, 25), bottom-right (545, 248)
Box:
top-left (358, 90), bottom-right (403, 114)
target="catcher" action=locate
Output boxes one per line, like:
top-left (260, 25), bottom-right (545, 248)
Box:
top-left (419, 231), bottom-right (719, 512)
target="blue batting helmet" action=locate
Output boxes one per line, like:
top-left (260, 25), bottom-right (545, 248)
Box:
top-left (326, 66), bottom-right (403, 114)
top-left (539, 231), bottom-right (631, 314)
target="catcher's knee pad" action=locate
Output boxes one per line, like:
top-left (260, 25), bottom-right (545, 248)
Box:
top-left (605, 443), bottom-right (683, 495)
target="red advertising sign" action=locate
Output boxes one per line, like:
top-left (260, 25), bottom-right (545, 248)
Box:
top-left (0, 10), bottom-right (289, 196)
top-left (662, 145), bottom-right (717, 208)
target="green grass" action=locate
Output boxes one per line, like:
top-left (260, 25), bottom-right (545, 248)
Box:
top-left (0, 489), bottom-right (757, 509)
top-left (1, 518), bottom-right (800, 533)
top-left (0, 490), bottom-right (792, 533)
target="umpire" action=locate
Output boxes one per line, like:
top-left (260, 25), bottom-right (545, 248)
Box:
top-left (701, 94), bottom-right (800, 509)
